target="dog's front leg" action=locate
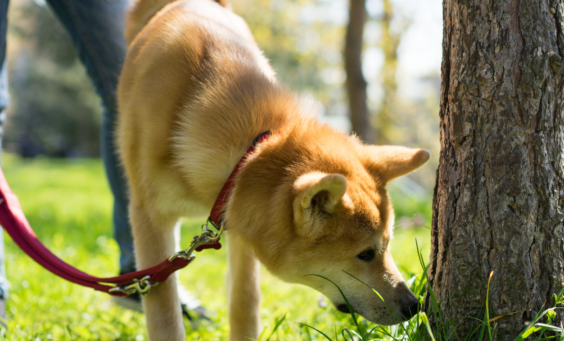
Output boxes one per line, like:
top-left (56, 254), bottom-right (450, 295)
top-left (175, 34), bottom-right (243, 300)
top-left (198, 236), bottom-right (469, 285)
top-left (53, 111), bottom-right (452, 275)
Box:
top-left (130, 201), bottom-right (185, 341)
top-left (227, 232), bottom-right (261, 341)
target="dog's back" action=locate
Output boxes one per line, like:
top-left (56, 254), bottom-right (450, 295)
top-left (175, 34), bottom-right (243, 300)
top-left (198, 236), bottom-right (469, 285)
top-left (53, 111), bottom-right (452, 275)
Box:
top-left (117, 0), bottom-right (286, 210)
top-left (125, 0), bottom-right (230, 44)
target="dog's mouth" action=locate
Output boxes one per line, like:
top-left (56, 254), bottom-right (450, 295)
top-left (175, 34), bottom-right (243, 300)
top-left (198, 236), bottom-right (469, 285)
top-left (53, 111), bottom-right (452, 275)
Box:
top-left (336, 303), bottom-right (353, 314)
top-left (336, 304), bottom-right (399, 325)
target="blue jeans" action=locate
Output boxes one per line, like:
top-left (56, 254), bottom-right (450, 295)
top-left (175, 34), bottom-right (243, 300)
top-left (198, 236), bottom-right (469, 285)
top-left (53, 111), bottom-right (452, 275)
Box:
top-left (0, 0), bottom-right (136, 297)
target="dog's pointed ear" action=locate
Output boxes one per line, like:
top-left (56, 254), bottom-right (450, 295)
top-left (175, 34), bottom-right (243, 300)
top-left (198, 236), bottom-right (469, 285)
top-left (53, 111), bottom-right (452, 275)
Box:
top-left (293, 172), bottom-right (347, 235)
top-left (361, 146), bottom-right (430, 182)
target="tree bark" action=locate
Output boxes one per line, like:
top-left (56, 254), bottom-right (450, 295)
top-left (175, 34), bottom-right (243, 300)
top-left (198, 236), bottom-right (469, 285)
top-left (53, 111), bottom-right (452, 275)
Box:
top-left (428, 0), bottom-right (564, 339)
top-left (344, 0), bottom-right (373, 143)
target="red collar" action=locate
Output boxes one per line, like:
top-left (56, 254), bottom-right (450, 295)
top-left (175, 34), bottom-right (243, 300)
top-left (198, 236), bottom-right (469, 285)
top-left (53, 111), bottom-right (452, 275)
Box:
top-left (208, 131), bottom-right (272, 227)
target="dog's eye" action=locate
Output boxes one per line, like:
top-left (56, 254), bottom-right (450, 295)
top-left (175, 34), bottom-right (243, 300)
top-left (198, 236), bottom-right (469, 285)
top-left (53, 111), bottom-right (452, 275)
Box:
top-left (356, 249), bottom-right (375, 262)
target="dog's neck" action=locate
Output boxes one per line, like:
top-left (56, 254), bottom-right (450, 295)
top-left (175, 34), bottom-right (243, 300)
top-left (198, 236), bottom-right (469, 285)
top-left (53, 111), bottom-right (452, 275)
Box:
top-left (223, 117), bottom-right (360, 269)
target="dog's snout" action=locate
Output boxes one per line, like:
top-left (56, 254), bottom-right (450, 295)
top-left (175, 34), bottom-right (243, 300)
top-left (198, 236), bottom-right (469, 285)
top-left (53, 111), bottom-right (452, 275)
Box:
top-left (337, 303), bottom-right (352, 314)
top-left (400, 301), bottom-right (420, 320)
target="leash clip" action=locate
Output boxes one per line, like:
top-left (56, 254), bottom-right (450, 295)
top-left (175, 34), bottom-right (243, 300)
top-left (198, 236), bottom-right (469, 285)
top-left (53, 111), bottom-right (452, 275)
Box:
top-left (109, 275), bottom-right (155, 296)
top-left (168, 218), bottom-right (224, 263)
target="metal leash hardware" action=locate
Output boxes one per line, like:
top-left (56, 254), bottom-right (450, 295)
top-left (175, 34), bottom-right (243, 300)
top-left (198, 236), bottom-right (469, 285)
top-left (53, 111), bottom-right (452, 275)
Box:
top-left (168, 217), bottom-right (224, 263)
top-left (109, 275), bottom-right (155, 296)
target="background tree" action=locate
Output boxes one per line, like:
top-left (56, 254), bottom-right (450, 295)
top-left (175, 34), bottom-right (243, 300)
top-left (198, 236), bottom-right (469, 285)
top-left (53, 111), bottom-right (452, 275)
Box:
top-left (427, 0), bottom-right (564, 338)
top-left (344, 0), bottom-right (372, 143)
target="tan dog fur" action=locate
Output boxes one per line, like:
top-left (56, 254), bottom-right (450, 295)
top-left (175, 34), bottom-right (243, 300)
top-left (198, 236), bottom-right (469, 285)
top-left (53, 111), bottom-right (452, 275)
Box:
top-left (117, 0), bottom-right (430, 340)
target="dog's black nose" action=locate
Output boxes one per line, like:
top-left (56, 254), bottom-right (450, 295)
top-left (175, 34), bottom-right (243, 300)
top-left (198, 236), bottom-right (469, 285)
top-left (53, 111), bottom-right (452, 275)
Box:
top-left (401, 301), bottom-right (420, 320)
top-left (337, 303), bottom-right (352, 314)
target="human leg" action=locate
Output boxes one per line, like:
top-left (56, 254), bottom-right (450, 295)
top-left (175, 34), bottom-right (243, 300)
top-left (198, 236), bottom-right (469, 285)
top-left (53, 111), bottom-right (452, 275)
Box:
top-left (44, 0), bottom-right (135, 275)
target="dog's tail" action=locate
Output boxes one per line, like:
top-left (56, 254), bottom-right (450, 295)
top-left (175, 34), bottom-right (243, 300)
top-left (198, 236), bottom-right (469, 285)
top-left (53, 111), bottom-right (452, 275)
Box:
top-left (125, 0), bottom-right (230, 45)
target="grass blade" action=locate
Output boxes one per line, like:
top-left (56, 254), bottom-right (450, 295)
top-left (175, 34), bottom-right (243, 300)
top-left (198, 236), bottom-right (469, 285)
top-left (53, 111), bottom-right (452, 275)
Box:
top-left (298, 323), bottom-right (334, 341)
top-left (341, 328), bottom-right (354, 340)
top-left (265, 313), bottom-right (287, 341)
top-left (305, 274), bottom-right (364, 337)
top-left (514, 308), bottom-right (564, 341)
top-left (532, 323), bottom-right (563, 333)
top-left (419, 312), bottom-right (436, 341)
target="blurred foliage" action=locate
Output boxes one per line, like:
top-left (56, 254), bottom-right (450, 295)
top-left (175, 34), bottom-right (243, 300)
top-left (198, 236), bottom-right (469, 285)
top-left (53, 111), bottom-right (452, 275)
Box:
top-left (234, 0), bottom-right (345, 105)
top-left (236, 0), bottom-right (439, 190)
top-left (4, 0), bottom-right (101, 157)
top-left (366, 0), bottom-right (440, 189)
top-left (2, 0), bottom-right (440, 191)
top-left (374, 0), bottom-right (403, 145)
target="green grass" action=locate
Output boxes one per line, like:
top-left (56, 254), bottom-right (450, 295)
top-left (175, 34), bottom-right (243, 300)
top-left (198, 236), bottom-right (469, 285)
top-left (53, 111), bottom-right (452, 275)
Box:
top-left (1, 154), bottom-right (432, 340)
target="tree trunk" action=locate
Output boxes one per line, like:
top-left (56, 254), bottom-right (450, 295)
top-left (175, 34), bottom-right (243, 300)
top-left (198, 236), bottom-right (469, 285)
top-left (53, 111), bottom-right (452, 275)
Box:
top-left (427, 0), bottom-right (564, 339)
top-left (344, 0), bottom-right (373, 143)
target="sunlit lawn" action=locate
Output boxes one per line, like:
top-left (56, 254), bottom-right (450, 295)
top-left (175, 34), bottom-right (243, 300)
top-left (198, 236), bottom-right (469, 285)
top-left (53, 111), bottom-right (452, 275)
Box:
top-left (1, 154), bottom-right (431, 340)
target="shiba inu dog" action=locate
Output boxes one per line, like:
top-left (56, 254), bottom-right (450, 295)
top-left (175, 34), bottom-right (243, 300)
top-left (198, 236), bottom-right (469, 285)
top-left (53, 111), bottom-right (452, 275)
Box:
top-left (117, 0), bottom-right (430, 339)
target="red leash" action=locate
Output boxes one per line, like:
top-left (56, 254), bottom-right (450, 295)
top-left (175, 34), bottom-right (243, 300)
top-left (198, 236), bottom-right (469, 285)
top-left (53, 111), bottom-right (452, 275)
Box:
top-left (0, 131), bottom-right (271, 296)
